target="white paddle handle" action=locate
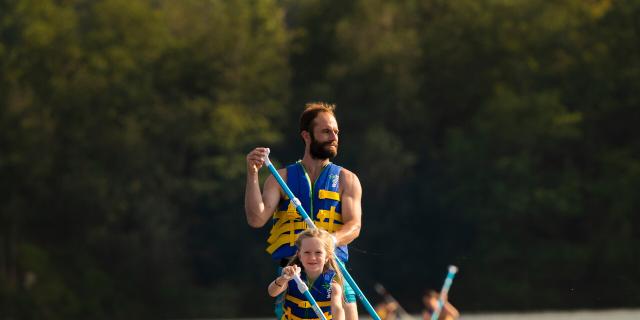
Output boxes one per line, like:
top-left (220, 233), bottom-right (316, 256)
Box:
top-left (293, 274), bottom-right (308, 292)
top-left (263, 148), bottom-right (272, 166)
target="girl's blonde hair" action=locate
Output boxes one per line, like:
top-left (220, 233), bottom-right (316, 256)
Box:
top-left (287, 228), bottom-right (344, 287)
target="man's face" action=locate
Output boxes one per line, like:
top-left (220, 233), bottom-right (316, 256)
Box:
top-left (308, 112), bottom-right (339, 160)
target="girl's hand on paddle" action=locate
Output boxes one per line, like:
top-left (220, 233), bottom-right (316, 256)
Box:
top-left (281, 265), bottom-right (301, 280)
top-left (246, 147), bottom-right (269, 175)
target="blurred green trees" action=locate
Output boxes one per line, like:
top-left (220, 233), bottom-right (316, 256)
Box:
top-left (1, 0), bottom-right (638, 317)
top-left (1, 0), bottom-right (288, 317)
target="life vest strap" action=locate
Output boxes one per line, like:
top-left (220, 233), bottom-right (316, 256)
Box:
top-left (282, 306), bottom-right (332, 320)
top-left (315, 206), bottom-right (343, 233)
top-left (268, 203), bottom-right (303, 244)
top-left (267, 230), bottom-right (303, 254)
top-left (318, 189), bottom-right (340, 201)
top-left (285, 294), bottom-right (332, 308)
top-left (267, 221), bottom-right (308, 244)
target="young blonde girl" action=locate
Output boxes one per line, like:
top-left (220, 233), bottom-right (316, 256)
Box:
top-left (268, 229), bottom-right (345, 320)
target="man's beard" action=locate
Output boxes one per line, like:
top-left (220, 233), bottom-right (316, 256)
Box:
top-left (310, 134), bottom-right (338, 160)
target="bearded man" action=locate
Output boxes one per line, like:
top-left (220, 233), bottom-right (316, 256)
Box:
top-left (245, 102), bottom-right (363, 320)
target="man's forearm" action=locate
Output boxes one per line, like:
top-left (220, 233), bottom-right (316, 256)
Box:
top-left (244, 173), bottom-right (267, 227)
top-left (335, 221), bottom-right (361, 246)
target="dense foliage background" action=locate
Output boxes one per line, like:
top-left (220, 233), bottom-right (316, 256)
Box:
top-left (1, 0), bottom-right (639, 318)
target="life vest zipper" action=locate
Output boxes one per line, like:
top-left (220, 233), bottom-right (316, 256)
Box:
top-left (299, 161), bottom-right (330, 223)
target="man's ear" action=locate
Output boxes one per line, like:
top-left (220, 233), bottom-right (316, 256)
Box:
top-left (301, 130), bottom-right (311, 144)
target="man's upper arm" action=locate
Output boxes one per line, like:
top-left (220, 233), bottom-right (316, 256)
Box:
top-left (259, 169), bottom-right (285, 226)
top-left (340, 169), bottom-right (362, 228)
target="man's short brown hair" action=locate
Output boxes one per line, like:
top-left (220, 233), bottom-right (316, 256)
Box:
top-left (299, 102), bottom-right (336, 134)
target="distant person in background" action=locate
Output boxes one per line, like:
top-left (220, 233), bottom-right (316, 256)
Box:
top-left (422, 289), bottom-right (460, 320)
top-left (245, 102), bottom-right (363, 320)
top-left (268, 229), bottom-right (345, 320)
top-left (375, 300), bottom-right (400, 320)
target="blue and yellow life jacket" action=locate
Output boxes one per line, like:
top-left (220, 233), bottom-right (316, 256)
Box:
top-left (267, 161), bottom-right (348, 262)
top-left (282, 269), bottom-right (336, 320)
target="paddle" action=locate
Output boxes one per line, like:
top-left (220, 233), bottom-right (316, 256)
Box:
top-left (264, 152), bottom-right (381, 320)
top-left (431, 265), bottom-right (459, 320)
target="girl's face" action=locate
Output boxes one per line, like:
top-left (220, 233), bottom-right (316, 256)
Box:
top-left (298, 237), bottom-right (328, 274)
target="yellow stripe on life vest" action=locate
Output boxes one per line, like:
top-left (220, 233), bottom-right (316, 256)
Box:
top-left (269, 210), bottom-right (302, 235)
top-left (316, 206), bottom-right (342, 223)
top-left (267, 221), bottom-right (308, 244)
top-left (268, 200), bottom-right (302, 243)
top-left (267, 233), bottom-right (298, 254)
top-left (285, 294), bottom-right (332, 308)
top-left (266, 201), bottom-right (306, 254)
top-left (315, 206), bottom-right (343, 233)
top-left (318, 189), bottom-right (340, 201)
top-left (282, 306), bottom-right (332, 320)
top-left (315, 221), bottom-right (341, 233)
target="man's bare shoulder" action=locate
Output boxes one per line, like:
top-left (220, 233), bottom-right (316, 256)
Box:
top-left (338, 167), bottom-right (361, 192)
top-left (338, 167), bottom-right (360, 180)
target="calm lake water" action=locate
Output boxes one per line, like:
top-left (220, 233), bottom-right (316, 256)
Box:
top-left (218, 309), bottom-right (640, 320)
top-left (453, 309), bottom-right (640, 320)
top-left (380, 309), bottom-right (640, 320)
